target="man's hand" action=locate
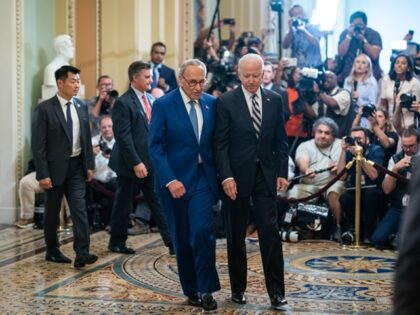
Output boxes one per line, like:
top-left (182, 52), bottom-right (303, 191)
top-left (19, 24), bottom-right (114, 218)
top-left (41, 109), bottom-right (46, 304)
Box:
top-left (158, 78), bottom-right (168, 91)
top-left (86, 169), bottom-right (93, 182)
top-left (223, 178), bottom-right (237, 200)
top-left (394, 156), bottom-right (412, 172)
top-left (410, 101), bottom-right (420, 113)
top-left (93, 145), bottom-right (101, 156)
top-left (305, 168), bottom-right (316, 179)
top-left (329, 162), bottom-right (338, 174)
top-left (277, 177), bottom-right (289, 192)
top-left (133, 163), bottom-right (148, 178)
top-left (39, 177), bottom-right (53, 189)
top-left (167, 180), bottom-right (186, 199)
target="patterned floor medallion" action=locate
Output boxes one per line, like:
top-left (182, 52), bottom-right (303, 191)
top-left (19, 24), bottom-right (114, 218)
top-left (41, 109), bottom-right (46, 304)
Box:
top-left (0, 228), bottom-right (394, 314)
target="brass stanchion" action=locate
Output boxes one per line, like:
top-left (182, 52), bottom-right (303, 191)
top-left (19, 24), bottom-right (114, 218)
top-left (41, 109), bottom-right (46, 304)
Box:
top-left (354, 145), bottom-right (363, 247)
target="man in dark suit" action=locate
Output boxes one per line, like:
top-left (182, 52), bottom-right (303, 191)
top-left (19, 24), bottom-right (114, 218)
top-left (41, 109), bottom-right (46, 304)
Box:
top-left (148, 59), bottom-right (220, 313)
top-left (108, 61), bottom-right (172, 255)
top-left (213, 53), bottom-right (289, 310)
top-left (31, 65), bottom-right (97, 268)
top-left (149, 42), bottom-right (177, 93)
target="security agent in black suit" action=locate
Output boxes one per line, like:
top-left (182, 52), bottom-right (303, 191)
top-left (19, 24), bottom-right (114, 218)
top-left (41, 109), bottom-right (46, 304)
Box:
top-left (394, 153), bottom-right (420, 315)
top-left (108, 61), bottom-right (172, 254)
top-left (31, 65), bottom-right (97, 268)
top-left (213, 53), bottom-right (289, 310)
top-left (150, 41), bottom-right (177, 93)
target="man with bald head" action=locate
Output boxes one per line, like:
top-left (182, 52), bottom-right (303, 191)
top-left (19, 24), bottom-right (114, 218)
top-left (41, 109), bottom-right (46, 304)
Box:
top-left (149, 59), bottom-right (220, 313)
top-left (214, 53), bottom-right (289, 310)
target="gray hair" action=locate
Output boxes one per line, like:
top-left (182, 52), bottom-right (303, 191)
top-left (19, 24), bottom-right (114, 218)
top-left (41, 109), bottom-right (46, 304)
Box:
top-left (312, 117), bottom-right (339, 138)
top-left (238, 53), bottom-right (264, 72)
top-left (178, 59), bottom-right (207, 77)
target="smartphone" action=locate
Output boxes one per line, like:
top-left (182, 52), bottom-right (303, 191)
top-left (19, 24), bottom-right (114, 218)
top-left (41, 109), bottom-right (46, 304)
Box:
top-left (283, 57), bottom-right (298, 67)
top-left (223, 18), bottom-right (235, 25)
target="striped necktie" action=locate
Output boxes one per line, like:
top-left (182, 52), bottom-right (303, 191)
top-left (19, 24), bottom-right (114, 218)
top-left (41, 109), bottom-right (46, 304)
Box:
top-left (251, 94), bottom-right (261, 137)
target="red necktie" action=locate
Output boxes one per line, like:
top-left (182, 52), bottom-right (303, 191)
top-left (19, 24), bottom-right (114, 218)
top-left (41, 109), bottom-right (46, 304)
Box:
top-left (142, 94), bottom-right (152, 122)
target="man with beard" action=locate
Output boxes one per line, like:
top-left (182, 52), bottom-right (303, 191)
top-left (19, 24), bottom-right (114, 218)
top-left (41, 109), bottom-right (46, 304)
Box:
top-left (337, 126), bottom-right (386, 244)
top-left (288, 117), bottom-right (345, 241)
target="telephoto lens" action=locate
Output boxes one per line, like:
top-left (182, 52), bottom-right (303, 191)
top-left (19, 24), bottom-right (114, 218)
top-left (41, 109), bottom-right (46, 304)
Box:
top-left (341, 231), bottom-right (354, 245)
top-left (281, 231), bottom-right (301, 243)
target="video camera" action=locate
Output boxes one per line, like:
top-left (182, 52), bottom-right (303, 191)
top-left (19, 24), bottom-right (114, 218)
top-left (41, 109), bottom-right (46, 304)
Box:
top-left (292, 18), bottom-right (304, 28)
top-left (299, 66), bottom-right (326, 104)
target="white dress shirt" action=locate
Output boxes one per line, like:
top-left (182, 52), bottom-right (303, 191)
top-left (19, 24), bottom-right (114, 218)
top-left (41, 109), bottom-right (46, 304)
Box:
top-left (57, 94), bottom-right (81, 157)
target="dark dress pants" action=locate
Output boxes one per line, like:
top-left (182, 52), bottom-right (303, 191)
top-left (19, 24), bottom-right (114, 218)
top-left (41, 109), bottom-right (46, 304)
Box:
top-left (223, 164), bottom-right (285, 297)
top-left (44, 156), bottom-right (90, 256)
top-left (109, 175), bottom-right (171, 247)
top-left (159, 166), bottom-right (220, 297)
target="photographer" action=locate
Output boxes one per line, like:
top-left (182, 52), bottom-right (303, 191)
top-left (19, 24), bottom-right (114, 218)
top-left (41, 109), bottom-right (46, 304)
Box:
top-left (380, 54), bottom-right (420, 134)
top-left (90, 115), bottom-right (117, 228)
top-left (285, 66), bottom-right (318, 158)
top-left (371, 127), bottom-right (419, 249)
top-left (88, 75), bottom-right (118, 136)
top-left (315, 71), bottom-right (352, 138)
top-left (353, 107), bottom-right (399, 166)
top-left (282, 4), bottom-right (322, 68)
top-left (287, 118), bottom-right (345, 242)
top-left (337, 127), bottom-right (386, 244)
top-left (337, 11), bottom-right (383, 86)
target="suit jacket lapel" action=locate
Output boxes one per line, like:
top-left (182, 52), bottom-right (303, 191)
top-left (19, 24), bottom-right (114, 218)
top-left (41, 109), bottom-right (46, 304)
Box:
top-left (199, 97), bottom-right (210, 144)
top-left (260, 88), bottom-right (272, 134)
top-left (236, 87), bottom-right (256, 134)
top-left (52, 96), bottom-right (72, 142)
top-left (129, 88), bottom-right (149, 129)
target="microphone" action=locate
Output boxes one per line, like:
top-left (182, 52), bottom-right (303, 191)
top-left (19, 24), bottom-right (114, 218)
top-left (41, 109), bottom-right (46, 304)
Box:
top-left (353, 80), bottom-right (358, 92)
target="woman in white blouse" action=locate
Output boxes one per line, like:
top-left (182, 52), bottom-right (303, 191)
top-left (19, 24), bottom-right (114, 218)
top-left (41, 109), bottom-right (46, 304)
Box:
top-left (380, 54), bottom-right (420, 133)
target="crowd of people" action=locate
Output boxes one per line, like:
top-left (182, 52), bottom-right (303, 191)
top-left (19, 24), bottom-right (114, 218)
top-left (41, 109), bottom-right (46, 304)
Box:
top-left (13, 4), bottom-right (420, 313)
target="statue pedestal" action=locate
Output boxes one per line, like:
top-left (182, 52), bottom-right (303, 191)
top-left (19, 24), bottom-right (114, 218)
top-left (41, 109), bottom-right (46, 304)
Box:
top-left (41, 84), bottom-right (85, 101)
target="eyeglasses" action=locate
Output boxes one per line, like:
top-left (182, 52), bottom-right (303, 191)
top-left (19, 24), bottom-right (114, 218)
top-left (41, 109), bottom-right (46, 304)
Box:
top-left (402, 144), bottom-right (417, 149)
top-left (181, 74), bottom-right (206, 87)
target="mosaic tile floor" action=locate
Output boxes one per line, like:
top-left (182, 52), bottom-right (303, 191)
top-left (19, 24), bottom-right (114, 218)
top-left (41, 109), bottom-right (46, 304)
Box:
top-left (0, 226), bottom-right (395, 314)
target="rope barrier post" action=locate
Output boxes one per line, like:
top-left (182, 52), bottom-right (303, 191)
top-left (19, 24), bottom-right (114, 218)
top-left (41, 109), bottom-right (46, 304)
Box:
top-left (354, 145), bottom-right (363, 247)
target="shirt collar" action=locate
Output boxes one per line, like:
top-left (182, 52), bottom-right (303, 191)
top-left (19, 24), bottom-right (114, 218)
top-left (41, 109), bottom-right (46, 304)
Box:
top-left (179, 87), bottom-right (199, 105)
top-left (241, 85), bottom-right (262, 101)
top-left (56, 94), bottom-right (74, 107)
top-left (131, 85), bottom-right (147, 99)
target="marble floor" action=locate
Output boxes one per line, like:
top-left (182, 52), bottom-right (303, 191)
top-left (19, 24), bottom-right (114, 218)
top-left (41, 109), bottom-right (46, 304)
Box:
top-left (0, 225), bottom-right (395, 314)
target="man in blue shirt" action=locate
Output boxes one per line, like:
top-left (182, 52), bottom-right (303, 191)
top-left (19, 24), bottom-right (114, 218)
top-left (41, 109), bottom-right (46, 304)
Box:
top-left (337, 126), bottom-right (386, 244)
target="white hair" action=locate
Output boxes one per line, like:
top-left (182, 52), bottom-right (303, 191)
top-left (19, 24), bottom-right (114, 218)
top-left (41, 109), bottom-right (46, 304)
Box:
top-left (238, 53), bottom-right (264, 72)
top-left (178, 59), bottom-right (207, 77)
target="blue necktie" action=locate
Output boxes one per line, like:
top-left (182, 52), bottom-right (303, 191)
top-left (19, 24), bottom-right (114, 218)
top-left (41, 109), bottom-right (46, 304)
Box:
top-left (66, 102), bottom-right (73, 147)
top-left (189, 100), bottom-right (199, 141)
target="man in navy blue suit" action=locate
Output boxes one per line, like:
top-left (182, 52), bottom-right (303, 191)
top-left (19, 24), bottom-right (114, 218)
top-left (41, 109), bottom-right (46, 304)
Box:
top-left (149, 42), bottom-right (177, 93)
top-left (108, 61), bottom-right (172, 255)
top-left (149, 59), bottom-right (220, 313)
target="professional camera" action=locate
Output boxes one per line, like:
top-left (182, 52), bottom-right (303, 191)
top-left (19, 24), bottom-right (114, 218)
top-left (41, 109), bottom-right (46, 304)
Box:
top-left (353, 24), bottom-right (362, 34)
top-left (361, 103), bottom-right (376, 118)
top-left (341, 231), bottom-right (354, 245)
top-left (222, 18), bottom-right (235, 25)
top-left (280, 230), bottom-right (301, 243)
top-left (107, 89), bottom-right (119, 99)
top-left (344, 136), bottom-right (361, 146)
top-left (98, 140), bottom-right (112, 155)
top-left (400, 93), bottom-right (417, 109)
top-left (292, 18), bottom-right (304, 28)
top-left (299, 66), bottom-right (326, 104)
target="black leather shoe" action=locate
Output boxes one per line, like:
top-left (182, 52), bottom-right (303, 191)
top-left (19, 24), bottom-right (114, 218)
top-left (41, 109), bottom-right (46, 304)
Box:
top-left (201, 293), bottom-right (217, 313)
top-left (45, 250), bottom-right (72, 264)
top-left (74, 254), bottom-right (98, 268)
top-left (168, 245), bottom-right (175, 256)
top-left (270, 294), bottom-right (287, 310)
top-left (186, 293), bottom-right (201, 307)
top-left (231, 292), bottom-right (247, 304)
top-left (108, 245), bottom-right (135, 254)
